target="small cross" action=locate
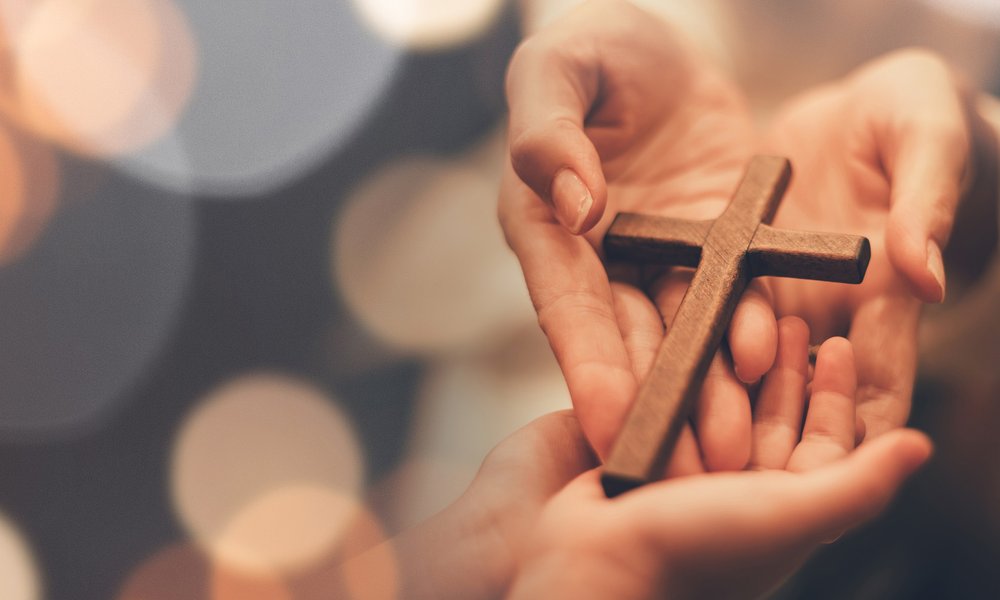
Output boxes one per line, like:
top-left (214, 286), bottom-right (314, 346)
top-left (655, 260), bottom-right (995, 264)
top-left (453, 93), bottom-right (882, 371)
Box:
top-left (601, 155), bottom-right (870, 498)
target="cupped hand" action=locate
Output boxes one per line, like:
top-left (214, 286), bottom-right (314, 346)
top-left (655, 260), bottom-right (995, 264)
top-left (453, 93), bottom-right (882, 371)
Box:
top-left (759, 48), bottom-right (974, 439)
top-left (499, 0), bottom-right (772, 471)
top-left (506, 321), bottom-right (933, 600)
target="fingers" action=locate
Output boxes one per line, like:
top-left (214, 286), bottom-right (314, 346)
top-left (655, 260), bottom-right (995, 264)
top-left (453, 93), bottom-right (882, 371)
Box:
top-left (664, 424), bottom-right (707, 479)
top-left (868, 50), bottom-right (970, 303)
top-left (786, 337), bottom-right (857, 472)
top-left (781, 428), bottom-right (932, 544)
top-left (501, 171), bottom-right (636, 459)
top-left (750, 317), bottom-right (810, 471)
top-left (506, 32), bottom-right (607, 234)
top-left (848, 294), bottom-right (920, 440)
top-left (695, 352), bottom-right (752, 471)
top-left (653, 270), bottom-right (751, 472)
top-left (728, 280), bottom-right (778, 383)
top-left (622, 429), bottom-right (931, 557)
top-left (611, 282), bottom-right (705, 477)
top-left (611, 282), bottom-right (664, 382)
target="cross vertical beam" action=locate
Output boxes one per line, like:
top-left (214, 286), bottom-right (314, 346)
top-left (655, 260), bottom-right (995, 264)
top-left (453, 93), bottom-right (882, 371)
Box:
top-left (600, 156), bottom-right (870, 497)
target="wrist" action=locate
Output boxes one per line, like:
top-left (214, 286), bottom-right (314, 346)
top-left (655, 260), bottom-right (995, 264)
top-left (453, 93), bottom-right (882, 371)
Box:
top-left (386, 489), bottom-right (521, 600)
top-left (507, 549), bottom-right (660, 600)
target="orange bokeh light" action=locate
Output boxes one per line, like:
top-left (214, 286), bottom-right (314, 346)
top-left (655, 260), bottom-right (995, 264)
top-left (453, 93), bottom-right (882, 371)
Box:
top-left (0, 511), bottom-right (41, 600)
top-left (171, 373), bottom-right (365, 575)
top-left (0, 0), bottom-right (196, 157)
top-left (117, 543), bottom-right (291, 600)
top-left (216, 486), bottom-right (362, 575)
top-left (289, 502), bottom-right (399, 600)
top-left (0, 116), bottom-right (58, 266)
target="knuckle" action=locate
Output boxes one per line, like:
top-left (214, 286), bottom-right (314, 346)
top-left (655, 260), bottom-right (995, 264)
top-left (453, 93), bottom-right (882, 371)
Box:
top-left (887, 47), bottom-right (951, 76)
top-left (506, 35), bottom-right (560, 93)
top-left (535, 289), bottom-right (616, 336)
top-left (509, 118), bottom-right (579, 180)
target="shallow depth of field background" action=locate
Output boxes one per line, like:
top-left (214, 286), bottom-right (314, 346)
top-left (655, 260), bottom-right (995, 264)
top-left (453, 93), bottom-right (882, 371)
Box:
top-left (0, 1), bottom-right (999, 599)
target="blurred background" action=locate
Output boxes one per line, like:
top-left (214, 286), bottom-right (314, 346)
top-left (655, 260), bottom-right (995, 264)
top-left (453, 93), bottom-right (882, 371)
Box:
top-left (0, 1), bottom-right (999, 598)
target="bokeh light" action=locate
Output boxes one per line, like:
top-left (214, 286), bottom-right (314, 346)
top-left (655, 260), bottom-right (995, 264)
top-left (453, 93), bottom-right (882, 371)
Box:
top-left (334, 130), bottom-right (534, 355)
top-left (335, 510), bottom-right (398, 600)
top-left (0, 172), bottom-right (195, 438)
top-left (351, 0), bottom-right (505, 50)
top-left (0, 0), bottom-right (197, 157)
top-left (0, 511), bottom-right (41, 600)
top-left (215, 486), bottom-right (359, 574)
top-left (115, 0), bottom-right (400, 195)
top-left (171, 373), bottom-right (364, 574)
top-left (0, 117), bottom-right (58, 266)
top-left (286, 502), bottom-right (399, 600)
top-left (116, 543), bottom-right (291, 600)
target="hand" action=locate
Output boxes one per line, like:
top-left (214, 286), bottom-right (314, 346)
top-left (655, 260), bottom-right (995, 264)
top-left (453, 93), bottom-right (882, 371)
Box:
top-left (759, 48), bottom-right (974, 438)
top-left (322, 411), bottom-right (598, 600)
top-left (333, 320), bottom-right (930, 600)
top-left (506, 320), bottom-right (933, 600)
top-left (499, 0), bottom-right (773, 471)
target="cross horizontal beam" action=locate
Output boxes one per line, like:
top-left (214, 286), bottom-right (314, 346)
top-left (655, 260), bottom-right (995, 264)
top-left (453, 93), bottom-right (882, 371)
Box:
top-left (600, 156), bottom-right (870, 497)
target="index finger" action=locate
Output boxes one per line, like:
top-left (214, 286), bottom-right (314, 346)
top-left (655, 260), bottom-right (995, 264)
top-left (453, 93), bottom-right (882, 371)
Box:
top-left (500, 167), bottom-right (635, 458)
top-left (848, 293), bottom-right (921, 439)
top-left (505, 31), bottom-right (606, 234)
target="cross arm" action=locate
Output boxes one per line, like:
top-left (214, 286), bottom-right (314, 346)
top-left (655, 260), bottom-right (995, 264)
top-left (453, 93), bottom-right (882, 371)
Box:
top-left (747, 224), bottom-right (871, 283)
top-left (604, 213), bottom-right (712, 268)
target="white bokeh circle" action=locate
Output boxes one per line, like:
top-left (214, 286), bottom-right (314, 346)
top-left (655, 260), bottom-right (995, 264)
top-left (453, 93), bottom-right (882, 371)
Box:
top-left (334, 130), bottom-right (534, 355)
top-left (351, 0), bottom-right (505, 50)
top-left (114, 0), bottom-right (401, 196)
top-left (0, 511), bottom-right (41, 600)
top-left (171, 373), bottom-right (364, 574)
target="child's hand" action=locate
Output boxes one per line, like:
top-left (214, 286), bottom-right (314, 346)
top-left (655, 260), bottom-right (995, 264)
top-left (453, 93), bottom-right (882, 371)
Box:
top-left (506, 319), bottom-right (932, 600)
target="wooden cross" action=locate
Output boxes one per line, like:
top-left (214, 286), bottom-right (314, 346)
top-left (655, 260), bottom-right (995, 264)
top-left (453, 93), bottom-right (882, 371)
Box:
top-left (601, 155), bottom-right (870, 497)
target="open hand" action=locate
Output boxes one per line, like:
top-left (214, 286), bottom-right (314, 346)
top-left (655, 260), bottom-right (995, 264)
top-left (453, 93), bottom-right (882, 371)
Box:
top-left (759, 49), bottom-right (974, 438)
top-left (506, 320), bottom-right (932, 600)
top-left (500, 0), bottom-right (769, 471)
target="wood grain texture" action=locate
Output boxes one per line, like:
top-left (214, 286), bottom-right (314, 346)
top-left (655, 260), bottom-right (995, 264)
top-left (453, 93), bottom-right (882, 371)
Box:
top-left (605, 213), bottom-right (711, 268)
top-left (748, 225), bottom-right (871, 283)
top-left (600, 155), bottom-right (870, 497)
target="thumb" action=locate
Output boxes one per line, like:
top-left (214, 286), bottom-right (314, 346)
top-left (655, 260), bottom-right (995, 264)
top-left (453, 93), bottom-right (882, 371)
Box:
top-left (788, 428), bottom-right (932, 543)
top-left (877, 56), bottom-right (970, 303)
top-left (505, 36), bottom-right (607, 234)
top-left (884, 131), bottom-right (965, 303)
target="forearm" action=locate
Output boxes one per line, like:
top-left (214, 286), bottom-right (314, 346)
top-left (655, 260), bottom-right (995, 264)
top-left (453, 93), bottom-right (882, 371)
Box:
top-left (506, 551), bottom-right (663, 600)
top-left (326, 498), bottom-right (515, 600)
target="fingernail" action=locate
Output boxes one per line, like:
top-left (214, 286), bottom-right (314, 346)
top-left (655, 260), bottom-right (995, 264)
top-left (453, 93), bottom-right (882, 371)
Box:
top-left (733, 363), bottom-right (756, 385)
top-left (552, 168), bottom-right (593, 234)
top-left (926, 240), bottom-right (946, 302)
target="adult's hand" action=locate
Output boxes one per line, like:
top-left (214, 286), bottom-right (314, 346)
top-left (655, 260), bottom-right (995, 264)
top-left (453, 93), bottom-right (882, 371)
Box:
top-left (759, 48), bottom-right (975, 439)
top-left (499, 0), bottom-right (771, 470)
